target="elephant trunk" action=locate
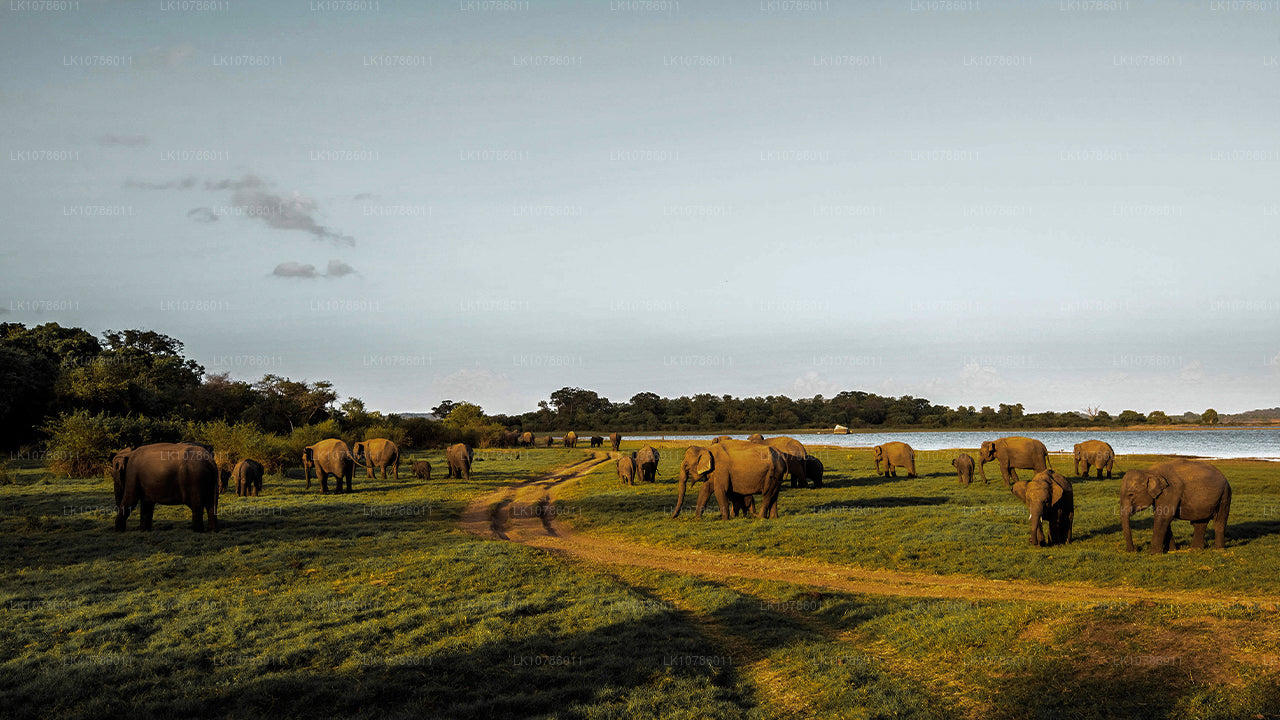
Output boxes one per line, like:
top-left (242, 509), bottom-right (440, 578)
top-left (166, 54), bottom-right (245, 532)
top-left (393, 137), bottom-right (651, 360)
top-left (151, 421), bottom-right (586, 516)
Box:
top-left (1121, 503), bottom-right (1135, 552)
top-left (978, 457), bottom-right (988, 483)
top-left (671, 469), bottom-right (689, 519)
top-left (1028, 502), bottom-right (1045, 546)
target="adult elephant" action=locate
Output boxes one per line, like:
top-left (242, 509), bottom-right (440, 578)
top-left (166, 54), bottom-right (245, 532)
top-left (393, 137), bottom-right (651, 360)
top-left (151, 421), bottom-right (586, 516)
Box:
top-left (636, 446), bottom-right (660, 483)
top-left (231, 458), bottom-right (264, 497)
top-left (750, 436), bottom-right (811, 488)
top-left (670, 440), bottom-right (785, 519)
top-left (1120, 460), bottom-right (1231, 555)
top-left (872, 442), bottom-right (916, 478)
top-left (747, 433), bottom-right (765, 443)
top-left (617, 453), bottom-right (638, 485)
top-left (446, 443), bottom-right (473, 480)
top-left (544, 436), bottom-right (555, 448)
top-left (564, 431), bottom-right (578, 448)
top-left (499, 430), bottom-right (520, 448)
top-left (112, 443), bottom-right (219, 532)
top-left (589, 436), bottom-right (604, 448)
top-left (609, 432), bottom-right (621, 452)
top-left (952, 453), bottom-right (975, 487)
top-left (519, 431), bottom-right (535, 448)
top-left (1010, 469), bottom-right (1073, 547)
top-left (978, 437), bottom-right (1049, 487)
top-left (412, 460), bottom-right (432, 481)
top-left (1074, 440), bottom-right (1115, 479)
top-left (302, 438), bottom-right (355, 493)
top-left (353, 438), bottom-right (400, 480)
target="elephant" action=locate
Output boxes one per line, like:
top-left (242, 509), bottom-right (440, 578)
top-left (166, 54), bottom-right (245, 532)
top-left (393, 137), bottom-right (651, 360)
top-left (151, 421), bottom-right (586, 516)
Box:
top-left (231, 458), bottom-right (264, 497)
top-left (412, 460), bottom-right (432, 481)
top-left (589, 436), bottom-right (604, 448)
top-left (544, 435), bottom-right (555, 448)
top-left (1073, 440), bottom-right (1115, 479)
top-left (747, 433), bottom-right (765, 443)
top-left (952, 453), bottom-right (975, 487)
top-left (353, 438), bottom-right (400, 480)
top-left (1120, 460), bottom-right (1231, 555)
top-left (636, 446), bottom-right (660, 483)
top-left (872, 442), bottom-right (916, 478)
top-left (978, 437), bottom-right (1049, 486)
top-left (302, 438), bottom-right (355, 493)
top-left (112, 443), bottom-right (219, 532)
top-left (711, 435), bottom-right (734, 444)
top-left (562, 431), bottom-right (577, 448)
top-left (1010, 469), bottom-right (1073, 546)
top-left (746, 436), bottom-right (811, 488)
top-left (446, 443), bottom-right (473, 480)
top-left (609, 432), bottom-right (621, 452)
top-left (670, 440), bottom-right (785, 519)
top-left (804, 455), bottom-right (824, 487)
top-left (617, 453), bottom-right (638, 485)
top-left (497, 430), bottom-right (520, 448)
top-left (519, 431), bottom-right (535, 448)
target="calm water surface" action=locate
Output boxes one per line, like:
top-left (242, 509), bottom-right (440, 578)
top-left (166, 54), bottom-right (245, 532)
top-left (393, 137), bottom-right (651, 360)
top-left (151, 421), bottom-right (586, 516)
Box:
top-left (646, 429), bottom-right (1280, 459)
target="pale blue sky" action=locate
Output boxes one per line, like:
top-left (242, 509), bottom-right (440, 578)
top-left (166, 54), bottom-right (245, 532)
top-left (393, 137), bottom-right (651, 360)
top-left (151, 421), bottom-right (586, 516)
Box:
top-left (1, 1), bottom-right (1277, 414)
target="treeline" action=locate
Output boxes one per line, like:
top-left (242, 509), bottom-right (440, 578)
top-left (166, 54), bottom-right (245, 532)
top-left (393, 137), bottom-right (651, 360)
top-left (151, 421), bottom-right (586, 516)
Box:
top-left (1, 323), bottom-right (1225, 476)
top-left (492, 387), bottom-right (1222, 432)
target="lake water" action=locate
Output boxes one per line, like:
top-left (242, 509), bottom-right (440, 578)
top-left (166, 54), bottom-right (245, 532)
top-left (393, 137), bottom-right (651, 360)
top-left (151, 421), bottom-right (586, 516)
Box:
top-left (642, 429), bottom-right (1280, 460)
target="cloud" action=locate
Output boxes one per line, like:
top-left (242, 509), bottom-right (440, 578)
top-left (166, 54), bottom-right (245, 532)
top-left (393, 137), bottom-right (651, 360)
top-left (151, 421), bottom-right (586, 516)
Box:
top-left (126, 174), bottom-right (356, 245)
top-left (125, 176), bottom-right (197, 190)
top-left (96, 134), bottom-right (149, 148)
top-left (272, 262), bottom-right (318, 278)
top-left (325, 260), bottom-right (357, 277)
top-left (786, 371), bottom-right (841, 398)
top-left (187, 207), bottom-right (218, 223)
top-left (1178, 361), bottom-right (1205, 382)
top-left (271, 260), bottom-right (359, 279)
top-left (353, 193), bottom-right (377, 201)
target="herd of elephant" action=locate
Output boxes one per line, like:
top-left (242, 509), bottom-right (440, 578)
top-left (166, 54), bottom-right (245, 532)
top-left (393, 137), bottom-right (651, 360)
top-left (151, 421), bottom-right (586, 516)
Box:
top-left (106, 431), bottom-right (1233, 557)
top-left (646, 434), bottom-right (1232, 557)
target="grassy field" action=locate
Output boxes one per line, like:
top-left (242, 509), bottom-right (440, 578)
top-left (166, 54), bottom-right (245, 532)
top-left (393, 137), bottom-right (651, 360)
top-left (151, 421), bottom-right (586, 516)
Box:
top-left (2, 443), bottom-right (1279, 719)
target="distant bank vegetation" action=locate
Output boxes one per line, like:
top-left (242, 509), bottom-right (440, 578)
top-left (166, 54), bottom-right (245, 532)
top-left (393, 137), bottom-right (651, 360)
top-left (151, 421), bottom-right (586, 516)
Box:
top-left (0, 322), bottom-right (1251, 477)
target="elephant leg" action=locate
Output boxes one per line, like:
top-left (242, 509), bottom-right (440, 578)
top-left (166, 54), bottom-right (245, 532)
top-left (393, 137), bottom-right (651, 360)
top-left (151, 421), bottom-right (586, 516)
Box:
top-left (319, 471), bottom-right (329, 494)
top-left (140, 500), bottom-right (156, 531)
top-left (1150, 513), bottom-right (1173, 554)
top-left (1096, 467), bottom-right (1103, 479)
top-left (694, 482), bottom-right (714, 519)
top-left (712, 485), bottom-right (732, 520)
top-left (1165, 526), bottom-right (1176, 553)
top-left (115, 504), bottom-right (131, 531)
top-left (190, 505), bottom-right (204, 532)
top-left (1191, 522), bottom-right (1207, 550)
top-left (1214, 503), bottom-right (1229, 550)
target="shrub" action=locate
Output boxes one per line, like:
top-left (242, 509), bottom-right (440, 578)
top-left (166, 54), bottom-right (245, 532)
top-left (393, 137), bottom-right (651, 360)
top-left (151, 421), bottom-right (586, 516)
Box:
top-left (361, 423), bottom-right (406, 447)
top-left (185, 420), bottom-right (293, 474)
top-left (43, 410), bottom-right (121, 477)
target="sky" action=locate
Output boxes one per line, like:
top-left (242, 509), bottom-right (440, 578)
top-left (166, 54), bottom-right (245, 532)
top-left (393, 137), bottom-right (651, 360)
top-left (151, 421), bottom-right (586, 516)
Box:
top-left (1, 0), bottom-right (1277, 416)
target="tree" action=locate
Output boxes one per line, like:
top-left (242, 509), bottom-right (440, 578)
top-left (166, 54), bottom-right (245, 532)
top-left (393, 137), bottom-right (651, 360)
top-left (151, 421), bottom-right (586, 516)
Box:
top-left (431, 400), bottom-right (458, 419)
top-left (549, 387), bottom-right (609, 427)
top-left (246, 375), bottom-right (337, 433)
top-left (1116, 410), bottom-right (1146, 425)
top-left (1201, 408), bottom-right (1219, 425)
top-left (1147, 410), bottom-right (1171, 425)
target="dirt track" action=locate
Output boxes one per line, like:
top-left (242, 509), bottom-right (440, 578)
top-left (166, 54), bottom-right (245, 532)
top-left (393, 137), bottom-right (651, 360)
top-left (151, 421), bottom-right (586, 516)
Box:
top-left (459, 455), bottom-right (1280, 607)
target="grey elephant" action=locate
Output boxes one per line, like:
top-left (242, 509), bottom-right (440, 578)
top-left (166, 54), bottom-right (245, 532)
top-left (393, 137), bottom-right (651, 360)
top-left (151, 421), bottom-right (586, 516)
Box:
top-left (446, 443), bottom-right (473, 480)
top-left (636, 446), bottom-right (660, 483)
top-left (112, 443), bottom-right (219, 532)
top-left (804, 455), bottom-right (824, 487)
top-left (589, 436), bottom-right (604, 448)
top-left (231, 458), bottom-right (265, 497)
top-left (670, 440), bottom-right (785, 519)
top-left (519, 431), bottom-right (535, 447)
top-left (353, 438), bottom-right (400, 480)
top-left (1073, 440), bottom-right (1115, 479)
top-left (302, 438), bottom-right (355, 493)
top-left (564, 431), bottom-right (578, 448)
top-left (978, 437), bottom-right (1049, 486)
top-left (872, 442), bottom-right (916, 478)
top-left (617, 453), bottom-right (638, 485)
top-left (412, 460), bottom-right (432, 481)
top-left (952, 453), bottom-right (975, 487)
top-left (1011, 469), bottom-right (1073, 547)
top-left (1120, 460), bottom-right (1231, 554)
top-left (609, 432), bottom-right (621, 452)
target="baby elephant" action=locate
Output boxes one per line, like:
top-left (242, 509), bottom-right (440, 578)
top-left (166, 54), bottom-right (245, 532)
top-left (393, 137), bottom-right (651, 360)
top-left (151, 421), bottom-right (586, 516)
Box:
top-left (232, 458), bottom-right (265, 497)
top-left (617, 453), bottom-right (638, 485)
top-left (952, 453), bottom-right (975, 487)
top-left (412, 460), bottom-right (432, 481)
top-left (1011, 469), bottom-right (1073, 547)
top-left (589, 436), bottom-right (604, 448)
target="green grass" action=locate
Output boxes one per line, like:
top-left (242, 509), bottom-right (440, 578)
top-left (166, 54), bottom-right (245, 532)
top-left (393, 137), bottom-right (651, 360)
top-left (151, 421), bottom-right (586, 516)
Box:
top-left (560, 445), bottom-right (1280, 594)
top-left (3, 444), bottom-right (1280, 719)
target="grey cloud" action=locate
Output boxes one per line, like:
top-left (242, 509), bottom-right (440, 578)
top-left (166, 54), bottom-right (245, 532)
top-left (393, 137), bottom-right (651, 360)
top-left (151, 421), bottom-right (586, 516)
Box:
top-left (187, 207), bottom-right (218, 223)
top-left (353, 193), bottom-right (377, 201)
top-left (97, 134), bottom-right (150, 148)
top-left (126, 173), bottom-right (355, 245)
top-left (125, 176), bottom-right (198, 190)
top-left (272, 262), bottom-right (318, 278)
top-left (271, 260), bottom-right (359, 279)
top-left (325, 260), bottom-right (357, 277)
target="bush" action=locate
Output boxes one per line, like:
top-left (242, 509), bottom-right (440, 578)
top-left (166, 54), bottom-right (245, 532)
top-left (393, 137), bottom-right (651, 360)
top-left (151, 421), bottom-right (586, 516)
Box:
top-left (285, 419), bottom-right (345, 461)
top-left (402, 417), bottom-right (445, 449)
top-left (42, 410), bottom-right (122, 478)
top-left (185, 420), bottom-right (293, 474)
top-left (361, 423), bottom-right (406, 447)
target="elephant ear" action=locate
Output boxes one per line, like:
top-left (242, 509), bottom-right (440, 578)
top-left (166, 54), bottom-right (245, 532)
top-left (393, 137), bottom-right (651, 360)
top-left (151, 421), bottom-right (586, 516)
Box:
top-left (1051, 479), bottom-right (1065, 506)
top-left (951, 457), bottom-right (959, 468)
top-left (695, 450), bottom-right (714, 477)
top-left (873, 446), bottom-right (882, 459)
top-left (1146, 473), bottom-right (1170, 499)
